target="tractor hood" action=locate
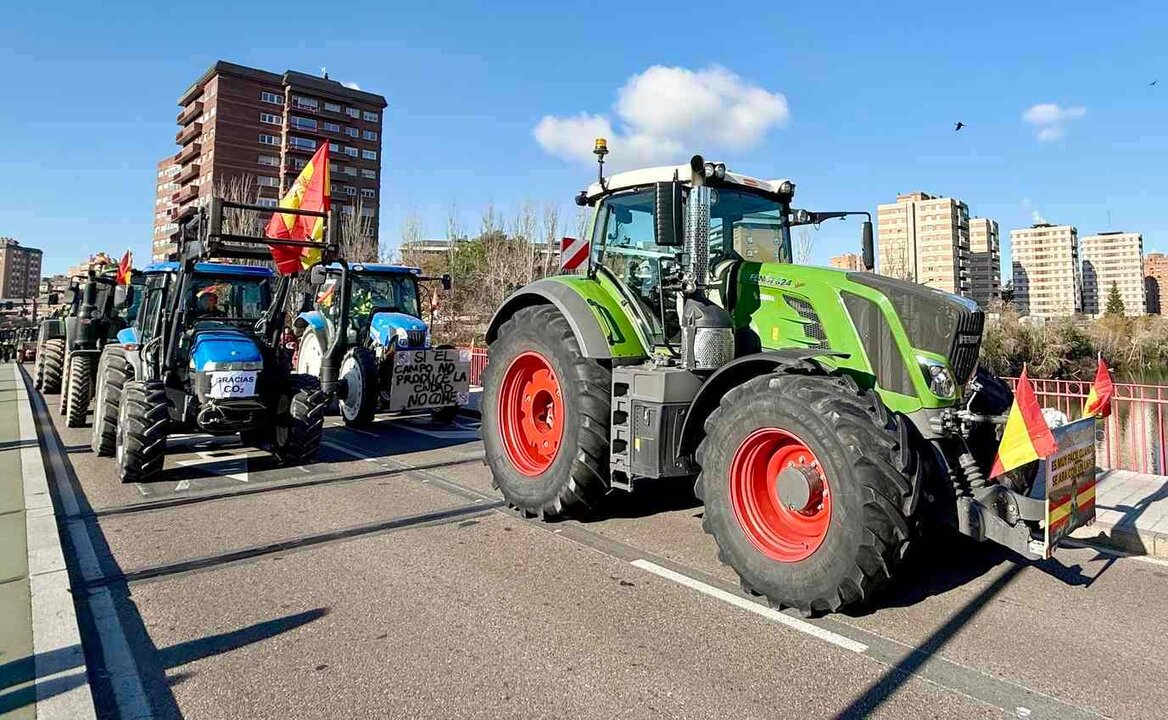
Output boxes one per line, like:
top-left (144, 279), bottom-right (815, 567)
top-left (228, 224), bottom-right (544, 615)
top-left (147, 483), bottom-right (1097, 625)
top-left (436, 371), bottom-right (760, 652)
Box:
top-left (189, 328), bottom-right (263, 371)
top-left (369, 312), bottom-right (428, 349)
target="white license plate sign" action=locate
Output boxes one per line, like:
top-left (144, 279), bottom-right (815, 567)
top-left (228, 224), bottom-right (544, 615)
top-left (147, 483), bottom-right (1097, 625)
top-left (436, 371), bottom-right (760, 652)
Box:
top-left (209, 371), bottom-right (258, 399)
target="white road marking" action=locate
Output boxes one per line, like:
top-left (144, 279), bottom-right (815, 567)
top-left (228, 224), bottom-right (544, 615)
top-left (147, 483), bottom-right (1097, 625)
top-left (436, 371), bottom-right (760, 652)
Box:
top-left (323, 439), bottom-right (383, 464)
top-left (630, 559), bottom-right (869, 654)
top-left (1062, 537), bottom-right (1168, 567)
top-left (172, 448), bottom-right (258, 483)
top-left (388, 419), bottom-right (480, 441)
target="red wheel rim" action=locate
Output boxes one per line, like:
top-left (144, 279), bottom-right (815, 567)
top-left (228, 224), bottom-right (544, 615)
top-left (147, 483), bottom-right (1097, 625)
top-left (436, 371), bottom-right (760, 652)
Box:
top-left (498, 351), bottom-right (564, 476)
top-left (729, 428), bottom-right (831, 562)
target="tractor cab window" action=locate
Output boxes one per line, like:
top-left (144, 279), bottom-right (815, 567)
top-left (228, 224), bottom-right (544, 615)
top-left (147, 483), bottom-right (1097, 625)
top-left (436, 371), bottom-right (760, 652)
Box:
top-left (708, 188), bottom-right (791, 265)
top-left (185, 275), bottom-right (271, 325)
top-left (593, 190), bottom-right (683, 346)
top-left (317, 272), bottom-right (421, 334)
top-left (138, 274), bottom-right (170, 345)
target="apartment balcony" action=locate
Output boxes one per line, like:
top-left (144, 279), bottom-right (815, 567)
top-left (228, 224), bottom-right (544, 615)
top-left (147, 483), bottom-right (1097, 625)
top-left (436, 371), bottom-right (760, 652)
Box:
top-left (176, 142), bottom-right (201, 165)
top-left (175, 122), bottom-right (202, 146)
top-left (176, 101), bottom-right (203, 126)
top-left (177, 163), bottom-right (200, 185)
top-left (171, 185), bottom-right (198, 205)
top-left (286, 142), bottom-right (317, 155)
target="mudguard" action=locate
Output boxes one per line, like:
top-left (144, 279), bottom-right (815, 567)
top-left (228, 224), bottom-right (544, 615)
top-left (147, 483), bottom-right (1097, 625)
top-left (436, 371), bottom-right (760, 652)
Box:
top-left (296, 310), bottom-right (327, 334)
top-left (189, 329), bottom-right (263, 371)
top-left (486, 277), bottom-right (647, 360)
top-left (677, 349), bottom-right (849, 457)
top-left (369, 312), bottom-right (427, 348)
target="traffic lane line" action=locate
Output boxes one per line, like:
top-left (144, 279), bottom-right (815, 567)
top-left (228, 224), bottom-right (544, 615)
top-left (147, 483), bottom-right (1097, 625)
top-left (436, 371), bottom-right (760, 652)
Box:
top-left (123, 512), bottom-right (999, 720)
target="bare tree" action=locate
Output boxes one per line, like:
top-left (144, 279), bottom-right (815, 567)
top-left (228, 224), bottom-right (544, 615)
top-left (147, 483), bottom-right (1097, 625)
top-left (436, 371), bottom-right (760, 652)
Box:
top-left (338, 198), bottom-right (378, 262)
top-left (214, 174), bottom-right (264, 237)
top-left (540, 202), bottom-right (560, 278)
top-left (795, 226), bottom-right (814, 265)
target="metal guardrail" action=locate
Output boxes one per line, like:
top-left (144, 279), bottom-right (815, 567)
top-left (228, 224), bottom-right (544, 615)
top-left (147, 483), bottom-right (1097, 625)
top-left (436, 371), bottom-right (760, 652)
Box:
top-left (1004, 376), bottom-right (1168, 475)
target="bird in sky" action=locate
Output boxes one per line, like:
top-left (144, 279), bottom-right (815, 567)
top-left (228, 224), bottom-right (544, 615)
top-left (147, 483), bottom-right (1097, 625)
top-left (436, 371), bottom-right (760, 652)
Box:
top-left (1151, 80), bottom-right (1158, 86)
top-left (954, 121), bottom-right (965, 131)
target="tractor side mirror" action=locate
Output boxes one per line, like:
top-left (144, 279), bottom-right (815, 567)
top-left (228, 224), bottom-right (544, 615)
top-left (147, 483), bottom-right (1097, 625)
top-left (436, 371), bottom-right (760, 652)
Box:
top-left (861, 221), bottom-right (875, 272)
top-left (441, 273), bottom-right (452, 291)
top-left (63, 288), bottom-right (78, 306)
top-left (296, 291), bottom-right (314, 313)
top-left (113, 284), bottom-right (135, 310)
top-left (654, 181), bottom-right (684, 247)
top-left (308, 265), bottom-right (327, 286)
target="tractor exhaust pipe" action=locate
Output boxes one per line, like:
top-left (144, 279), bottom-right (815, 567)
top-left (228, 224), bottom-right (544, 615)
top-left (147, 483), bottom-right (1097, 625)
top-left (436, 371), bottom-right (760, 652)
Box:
top-left (680, 155), bottom-right (733, 372)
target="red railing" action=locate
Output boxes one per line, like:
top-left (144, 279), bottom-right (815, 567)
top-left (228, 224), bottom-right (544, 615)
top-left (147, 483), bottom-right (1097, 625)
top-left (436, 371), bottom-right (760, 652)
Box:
top-left (1005, 377), bottom-right (1168, 475)
top-left (467, 347), bottom-right (489, 387)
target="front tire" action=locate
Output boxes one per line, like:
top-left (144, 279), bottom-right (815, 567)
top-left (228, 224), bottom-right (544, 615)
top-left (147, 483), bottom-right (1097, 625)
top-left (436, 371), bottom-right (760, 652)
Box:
top-left (696, 368), bottom-right (918, 615)
top-left (271, 375), bottom-right (326, 464)
top-left (116, 380), bottom-right (170, 484)
top-left (482, 305), bottom-right (610, 519)
top-left (91, 347), bottom-right (132, 455)
top-left (339, 347), bottom-right (378, 427)
top-left (40, 339), bottom-right (64, 394)
top-left (65, 354), bottom-right (94, 428)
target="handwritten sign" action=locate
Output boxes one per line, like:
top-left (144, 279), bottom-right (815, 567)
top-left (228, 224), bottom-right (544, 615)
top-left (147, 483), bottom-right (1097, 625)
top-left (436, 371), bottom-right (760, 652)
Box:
top-left (387, 348), bottom-right (471, 412)
top-left (1038, 417), bottom-right (1097, 558)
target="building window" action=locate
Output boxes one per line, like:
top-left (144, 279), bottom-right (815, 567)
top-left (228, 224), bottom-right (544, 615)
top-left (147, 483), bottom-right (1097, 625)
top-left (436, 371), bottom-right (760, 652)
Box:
top-left (293, 95), bottom-right (319, 110)
top-left (361, 207), bottom-right (375, 218)
top-left (345, 127), bottom-right (359, 138)
top-left (361, 149), bottom-right (377, 161)
top-left (363, 130), bottom-right (378, 141)
top-left (261, 91), bottom-right (282, 104)
top-left (259, 133), bottom-right (280, 146)
top-left (323, 121), bottom-right (341, 133)
top-left (257, 176), bottom-right (279, 188)
top-left (290, 158), bottom-right (307, 170)
top-left (343, 146), bottom-right (358, 158)
top-left (324, 101), bottom-right (342, 113)
top-left (258, 155), bottom-right (280, 167)
top-left (344, 186), bottom-right (357, 196)
top-left (289, 136), bottom-right (317, 151)
top-left (256, 198), bottom-right (279, 208)
top-left (361, 169), bottom-right (377, 180)
top-left (343, 166), bottom-right (357, 176)
top-left (260, 112), bottom-right (280, 125)
top-left (329, 162), bottom-right (340, 173)
top-left (360, 188), bottom-right (376, 199)
top-left (345, 107), bottom-right (359, 119)
top-left (329, 142), bottom-right (341, 153)
top-left (291, 116), bottom-right (317, 131)
top-left (363, 111), bottom-right (379, 122)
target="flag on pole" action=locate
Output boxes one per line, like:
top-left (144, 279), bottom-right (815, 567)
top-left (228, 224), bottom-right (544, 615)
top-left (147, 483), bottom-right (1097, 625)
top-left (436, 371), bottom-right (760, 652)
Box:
top-left (1083, 354), bottom-right (1114, 418)
top-left (116, 250), bottom-right (133, 286)
top-left (989, 366), bottom-right (1058, 478)
top-left (265, 144), bottom-right (330, 275)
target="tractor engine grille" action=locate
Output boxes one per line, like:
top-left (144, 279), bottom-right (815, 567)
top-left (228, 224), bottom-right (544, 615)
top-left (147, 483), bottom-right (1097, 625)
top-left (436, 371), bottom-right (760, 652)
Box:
top-left (949, 310), bottom-right (984, 384)
top-left (784, 295), bottom-right (828, 349)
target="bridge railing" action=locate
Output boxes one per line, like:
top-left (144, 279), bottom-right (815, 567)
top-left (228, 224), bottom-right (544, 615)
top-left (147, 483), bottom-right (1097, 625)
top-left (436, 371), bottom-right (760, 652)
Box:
top-left (1004, 376), bottom-right (1168, 475)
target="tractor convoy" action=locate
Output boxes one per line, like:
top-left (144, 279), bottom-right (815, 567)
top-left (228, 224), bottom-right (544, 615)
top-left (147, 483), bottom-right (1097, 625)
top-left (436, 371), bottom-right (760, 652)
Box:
top-left (29, 145), bottom-right (1079, 616)
top-left (480, 142), bottom-right (1052, 615)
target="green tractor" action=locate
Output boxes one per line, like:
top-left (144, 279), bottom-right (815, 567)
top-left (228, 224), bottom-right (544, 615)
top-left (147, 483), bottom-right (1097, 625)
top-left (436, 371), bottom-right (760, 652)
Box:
top-left (483, 144), bottom-right (1035, 614)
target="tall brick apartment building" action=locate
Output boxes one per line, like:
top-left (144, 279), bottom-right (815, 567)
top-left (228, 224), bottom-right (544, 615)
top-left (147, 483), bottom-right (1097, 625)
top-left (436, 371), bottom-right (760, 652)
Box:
top-left (152, 61), bottom-right (387, 259)
top-left (0, 238), bottom-right (44, 299)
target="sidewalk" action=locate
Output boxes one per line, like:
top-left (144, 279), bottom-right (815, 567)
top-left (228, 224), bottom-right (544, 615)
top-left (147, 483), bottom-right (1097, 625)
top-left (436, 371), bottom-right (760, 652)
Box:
top-left (0, 363), bottom-right (94, 720)
top-left (1074, 468), bottom-right (1168, 557)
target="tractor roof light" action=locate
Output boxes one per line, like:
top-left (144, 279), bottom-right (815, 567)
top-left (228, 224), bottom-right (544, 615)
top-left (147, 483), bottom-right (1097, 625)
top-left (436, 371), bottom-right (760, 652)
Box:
top-left (777, 180), bottom-right (795, 197)
top-left (714, 163), bottom-right (726, 179)
top-left (593, 137), bottom-right (608, 159)
top-left (704, 162), bottom-right (716, 178)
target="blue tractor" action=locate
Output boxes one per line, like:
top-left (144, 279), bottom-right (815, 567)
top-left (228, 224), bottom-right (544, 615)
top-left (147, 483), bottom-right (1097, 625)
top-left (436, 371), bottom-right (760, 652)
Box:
top-left (291, 263), bottom-right (470, 427)
top-left (105, 199), bottom-right (337, 483)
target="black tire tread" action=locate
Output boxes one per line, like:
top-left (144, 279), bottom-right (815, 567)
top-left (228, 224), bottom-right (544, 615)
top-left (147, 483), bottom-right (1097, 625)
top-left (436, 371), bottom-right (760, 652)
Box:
top-left (65, 354), bottom-right (94, 428)
top-left (272, 375), bottom-right (327, 464)
top-left (91, 346), bottom-right (131, 455)
top-left (40, 339), bottom-right (64, 394)
top-left (117, 380), bottom-right (170, 483)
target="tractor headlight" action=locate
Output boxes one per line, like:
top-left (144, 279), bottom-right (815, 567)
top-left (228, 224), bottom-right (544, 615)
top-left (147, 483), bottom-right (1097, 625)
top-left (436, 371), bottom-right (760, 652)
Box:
top-left (918, 356), bottom-right (956, 399)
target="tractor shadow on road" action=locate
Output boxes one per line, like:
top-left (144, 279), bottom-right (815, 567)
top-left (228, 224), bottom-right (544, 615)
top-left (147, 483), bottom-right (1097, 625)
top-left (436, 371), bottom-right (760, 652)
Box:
top-left (586, 478), bottom-right (702, 521)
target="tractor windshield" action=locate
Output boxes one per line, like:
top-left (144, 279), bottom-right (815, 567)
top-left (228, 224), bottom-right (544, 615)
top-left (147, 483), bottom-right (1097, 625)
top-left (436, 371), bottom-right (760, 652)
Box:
top-left (349, 273), bottom-right (421, 320)
top-left (185, 274), bottom-right (272, 325)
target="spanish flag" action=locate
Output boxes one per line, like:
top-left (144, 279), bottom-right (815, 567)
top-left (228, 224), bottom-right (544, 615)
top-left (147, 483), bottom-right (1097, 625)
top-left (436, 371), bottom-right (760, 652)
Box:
top-left (265, 144), bottom-right (330, 275)
top-left (989, 367), bottom-right (1058, 478)
top-left (1083, 355), bottom-right (1114, 418)
top-left (116, 250), bottom-right (133, 286)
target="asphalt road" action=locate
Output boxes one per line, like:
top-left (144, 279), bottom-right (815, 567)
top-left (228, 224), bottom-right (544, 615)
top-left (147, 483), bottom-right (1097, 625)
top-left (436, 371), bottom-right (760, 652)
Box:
top-left (26, 367), bottom-right (1168, 720)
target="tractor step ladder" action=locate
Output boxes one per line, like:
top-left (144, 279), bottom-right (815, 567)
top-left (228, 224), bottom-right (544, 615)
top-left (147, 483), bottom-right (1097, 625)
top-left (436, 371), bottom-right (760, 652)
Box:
top-left (609, 368), bottom-right (633, 492)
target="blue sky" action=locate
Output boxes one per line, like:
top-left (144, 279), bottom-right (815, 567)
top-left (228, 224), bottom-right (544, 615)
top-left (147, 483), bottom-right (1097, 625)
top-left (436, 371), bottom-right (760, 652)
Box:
top-left (2, 0), bottom-right (1166, 275)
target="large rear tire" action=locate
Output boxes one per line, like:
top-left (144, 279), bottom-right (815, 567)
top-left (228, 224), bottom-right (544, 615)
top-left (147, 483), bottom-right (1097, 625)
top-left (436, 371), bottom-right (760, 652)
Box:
top-left (482, 305), bottom-right (610, 519)
top-left (271, 375), bottom-right (327, 465)
top-left (91, 347), bottom-right (132, 455)
top-left (115, 380), bottom-right (170, 484)
top-left (696, 367), bottom-right (919, 615)
top-left (339, 347), bottom-right (378, 427)
top-left (65, 354), bottom-right (94, 428)
top-left (40, 339), bottom-right (64, 394)
top-left (33, 344), bottom-right (45, 390)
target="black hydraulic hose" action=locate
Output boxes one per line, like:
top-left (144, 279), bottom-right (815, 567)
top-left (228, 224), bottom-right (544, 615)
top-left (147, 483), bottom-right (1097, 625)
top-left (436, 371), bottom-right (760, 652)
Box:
top-left (321, 260), bottom-right (349, 393)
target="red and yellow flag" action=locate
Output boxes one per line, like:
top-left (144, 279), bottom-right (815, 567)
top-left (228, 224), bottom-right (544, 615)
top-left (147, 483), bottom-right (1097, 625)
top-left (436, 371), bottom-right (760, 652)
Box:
top-left (116, 250), bottom-right (133, 286)
top-left (264, 144), bottom-right (330, 275)
top-left (1083, 355), bottom-right (1114, 419)
top-left (989, 367), bottom-right (1058, 478)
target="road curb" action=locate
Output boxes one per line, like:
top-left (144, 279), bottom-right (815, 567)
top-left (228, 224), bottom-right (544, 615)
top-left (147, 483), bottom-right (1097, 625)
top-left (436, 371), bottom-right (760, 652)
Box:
top-left (13, 363), bottom-right (97, 720)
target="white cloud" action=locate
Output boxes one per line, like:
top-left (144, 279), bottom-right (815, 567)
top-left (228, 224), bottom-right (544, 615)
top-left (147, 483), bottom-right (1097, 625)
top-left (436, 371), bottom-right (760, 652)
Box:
top-left (1032, 209), bottom-right (1048, 224)
top-left (534, 65), bottom-right (789, 167)
top-left (1022, 103), bottom-right (1085, 142)
top-left (342, 81), bottom-right (361, 90)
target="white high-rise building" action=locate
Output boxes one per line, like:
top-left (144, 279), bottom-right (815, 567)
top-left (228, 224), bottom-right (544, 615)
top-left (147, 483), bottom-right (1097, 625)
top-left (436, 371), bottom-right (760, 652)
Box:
top-left (1080, 231), bottom-right (1145, 316)
top-left (1010, 223), bottom-right (1081, 318)
top-left (968, 218), bottom-right (1000, 308)
top-left (877, 192), bottom-right (970, 295)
